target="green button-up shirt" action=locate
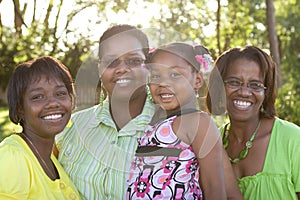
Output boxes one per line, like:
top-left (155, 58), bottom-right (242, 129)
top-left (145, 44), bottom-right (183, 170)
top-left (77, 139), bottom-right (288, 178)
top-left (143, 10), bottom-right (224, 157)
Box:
top-left (56, 97), bottom-right (154, 200)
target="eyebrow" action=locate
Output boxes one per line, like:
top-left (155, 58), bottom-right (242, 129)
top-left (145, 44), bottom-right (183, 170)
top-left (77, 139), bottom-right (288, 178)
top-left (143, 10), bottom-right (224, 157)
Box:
top-left (225, 77), bottom-right (264, 83)
top-left (104, 51), bottom-right (144, 59)
top-left (27, 84), bottom-right (66, 93)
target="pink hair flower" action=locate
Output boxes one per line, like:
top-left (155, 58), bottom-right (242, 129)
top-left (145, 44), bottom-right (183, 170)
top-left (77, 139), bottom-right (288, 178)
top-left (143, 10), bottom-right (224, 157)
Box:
top-left (195, 54), bottom-right (213, 72)
top-left (195, 55), bottom-right (208, 71)
top-left (149, 47), bottom-right (156, 54)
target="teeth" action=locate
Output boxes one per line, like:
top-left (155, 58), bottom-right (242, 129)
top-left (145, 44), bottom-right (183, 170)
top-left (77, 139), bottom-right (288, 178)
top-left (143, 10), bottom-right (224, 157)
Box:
top-left (43, 114), bottom-right (62, 120)
top-left (233, 100), bottom-right (251, 108)
top-left (116, 79), bottom-right (130, 84)
top-left (161, 94), bottom-right (174, 98)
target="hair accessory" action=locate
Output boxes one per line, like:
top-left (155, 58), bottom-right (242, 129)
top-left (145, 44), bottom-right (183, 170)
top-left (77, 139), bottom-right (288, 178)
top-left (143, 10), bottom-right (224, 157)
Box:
top-left (195, 54), bottom-right (213, 72)
top-left (149, 47), bottom-right (156, 54)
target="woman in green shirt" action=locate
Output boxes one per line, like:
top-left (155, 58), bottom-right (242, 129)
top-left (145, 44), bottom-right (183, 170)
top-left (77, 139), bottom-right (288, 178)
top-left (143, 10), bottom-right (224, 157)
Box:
top-left (206, 45), bottom-right (300, 200)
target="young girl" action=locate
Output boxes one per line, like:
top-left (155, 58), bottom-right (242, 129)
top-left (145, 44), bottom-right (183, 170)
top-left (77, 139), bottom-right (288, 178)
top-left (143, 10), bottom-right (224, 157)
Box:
top-left (0, 56), bottom-right (80, 199)
top-left (126, 42), bottom-right (226, 199)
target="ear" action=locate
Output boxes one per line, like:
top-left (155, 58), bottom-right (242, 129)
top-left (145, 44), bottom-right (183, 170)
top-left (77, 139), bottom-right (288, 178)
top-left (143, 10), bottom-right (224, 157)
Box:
top-left (194, 71), bottom-right (204, 91)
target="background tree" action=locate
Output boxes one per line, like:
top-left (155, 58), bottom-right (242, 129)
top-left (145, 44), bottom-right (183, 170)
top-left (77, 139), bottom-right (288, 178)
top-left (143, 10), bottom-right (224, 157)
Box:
top-left (0, 0), bottom-right (299, 135)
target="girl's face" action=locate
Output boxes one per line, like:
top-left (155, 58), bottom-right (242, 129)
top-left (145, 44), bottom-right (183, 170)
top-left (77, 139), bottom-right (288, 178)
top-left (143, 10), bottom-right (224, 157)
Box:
top-left (149, 51), bottom-right (203, 114)
top-left (19, 75), bottom-right (72, 138)
top-left (98, 34), bottom-right (148, 102)
top-left (224, 58), bottom-right (265, 122)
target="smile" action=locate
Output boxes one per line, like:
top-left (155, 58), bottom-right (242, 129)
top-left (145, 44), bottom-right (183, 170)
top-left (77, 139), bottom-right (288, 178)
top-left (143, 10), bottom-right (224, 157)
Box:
top-left (42, 114), bottom-right (63, 120)
top-left (116, 79), bottom-right (130, 84)
top-left (161, 94), bottom-right (174, 99)
top-left (233, 100), bottom-right (252, 109)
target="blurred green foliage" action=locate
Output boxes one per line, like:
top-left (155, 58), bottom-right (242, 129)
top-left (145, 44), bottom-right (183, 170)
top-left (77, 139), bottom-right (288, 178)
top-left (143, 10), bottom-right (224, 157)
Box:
top-left (0, 0), bottom-right (299, 142)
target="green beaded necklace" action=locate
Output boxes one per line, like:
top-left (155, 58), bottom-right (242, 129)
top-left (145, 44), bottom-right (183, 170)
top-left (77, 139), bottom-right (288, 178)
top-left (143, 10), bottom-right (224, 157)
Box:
top-left (223, 120), bottom-right (261, 164)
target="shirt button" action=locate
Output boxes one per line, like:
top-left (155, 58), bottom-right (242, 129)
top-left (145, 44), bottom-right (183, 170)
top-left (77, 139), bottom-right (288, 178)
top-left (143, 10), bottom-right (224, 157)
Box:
top-left (65, 149), bottom-right (71, 156)
top-left (69, 193), bottom-right (77, 199)
top-left (60, 182), bottom-right (65, 189)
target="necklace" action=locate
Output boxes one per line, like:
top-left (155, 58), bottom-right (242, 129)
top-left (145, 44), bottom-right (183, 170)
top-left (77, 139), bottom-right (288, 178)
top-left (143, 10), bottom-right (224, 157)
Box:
top-left (223, 120), bottom-right (261, 164)
top-left (21, 133), bottom-right (57, 179)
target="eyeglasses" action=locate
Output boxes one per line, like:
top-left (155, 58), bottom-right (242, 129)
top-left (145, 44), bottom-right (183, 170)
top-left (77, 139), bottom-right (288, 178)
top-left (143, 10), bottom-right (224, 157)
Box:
top-left (224, 79), bottom-right (267, 92)
top-left (100, 58), bottom-right (145, 69)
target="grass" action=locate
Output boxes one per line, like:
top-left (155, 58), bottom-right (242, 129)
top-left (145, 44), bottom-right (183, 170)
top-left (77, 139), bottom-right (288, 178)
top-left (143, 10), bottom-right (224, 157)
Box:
top-left (0, 105), bottom-right (22, 142)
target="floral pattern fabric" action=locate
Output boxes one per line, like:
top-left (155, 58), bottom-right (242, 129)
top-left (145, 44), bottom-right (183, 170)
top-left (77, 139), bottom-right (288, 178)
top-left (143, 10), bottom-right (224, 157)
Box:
top-left (126, 116), bottom-right (202, 200)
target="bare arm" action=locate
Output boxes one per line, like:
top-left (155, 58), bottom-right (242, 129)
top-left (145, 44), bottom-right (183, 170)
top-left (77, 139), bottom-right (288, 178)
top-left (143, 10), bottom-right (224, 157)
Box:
top-left (222, 148), bottom-right (243, 200)
top-left (192, 114), bottom-right (227, 200)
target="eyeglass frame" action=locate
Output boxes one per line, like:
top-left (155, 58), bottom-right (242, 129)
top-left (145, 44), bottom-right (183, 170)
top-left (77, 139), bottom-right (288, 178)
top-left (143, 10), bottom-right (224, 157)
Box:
top-left (224, 79), bottom-right (267, 92)
top-left (98, 57), bottom-right (145, 69)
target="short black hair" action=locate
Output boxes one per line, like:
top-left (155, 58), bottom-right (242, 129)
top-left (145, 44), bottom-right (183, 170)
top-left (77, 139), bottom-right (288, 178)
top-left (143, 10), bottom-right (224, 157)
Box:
top-left (7, 56), bottom-right (75, 125)
top-left (98, 24), bottom-right (149, 59)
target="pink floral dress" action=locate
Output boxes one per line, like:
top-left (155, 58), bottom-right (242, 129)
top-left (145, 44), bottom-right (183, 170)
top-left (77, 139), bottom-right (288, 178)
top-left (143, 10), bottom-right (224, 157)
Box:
top-left (126, 116), bottom-right (202, 200)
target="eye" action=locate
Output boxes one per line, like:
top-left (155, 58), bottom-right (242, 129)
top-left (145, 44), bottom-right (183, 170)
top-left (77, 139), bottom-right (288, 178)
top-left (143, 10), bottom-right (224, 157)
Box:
top-left (101, 58), bottom-right (119, 68)
top-left (107, 59), bottom-right (120, 68)
top-left (248, 82), bottom-right (265, 91)
top-left (227, 80), bottom-right (242, 86)
top-left (31, 94), bottom-right (43, 101)
top-left (170, 72), bottom-right (181, 78)
top-left (127, 58), bottom-right (144, 67)
top-left (56, 90), bottom-right (68, 97)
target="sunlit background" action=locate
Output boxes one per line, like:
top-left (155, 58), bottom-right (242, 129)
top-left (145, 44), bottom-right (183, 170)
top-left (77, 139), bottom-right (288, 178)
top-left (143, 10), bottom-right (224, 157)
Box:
top-left (0, 0), bottom-right (220, 43)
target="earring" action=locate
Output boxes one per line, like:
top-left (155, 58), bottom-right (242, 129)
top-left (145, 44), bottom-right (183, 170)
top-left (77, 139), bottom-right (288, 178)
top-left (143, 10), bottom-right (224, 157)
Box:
top-left (99, 90), bottom-right (105, 106)
top-left (147, 85), bottom-right (155, 104)
top-left (260, 105), bottom-right (264, 113)
top-left (195, 92), bottom-right (199, 98)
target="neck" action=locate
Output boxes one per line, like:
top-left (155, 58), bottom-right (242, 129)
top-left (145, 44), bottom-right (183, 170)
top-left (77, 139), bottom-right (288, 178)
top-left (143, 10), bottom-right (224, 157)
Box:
top-left (229, 118), bottom-right (260, 143)
top-left (20, 131), bottom-right (58, 180)
top-left (110, 92), bottom-right (147, 130)
top-left (21, 130), bottom-right (54, 157)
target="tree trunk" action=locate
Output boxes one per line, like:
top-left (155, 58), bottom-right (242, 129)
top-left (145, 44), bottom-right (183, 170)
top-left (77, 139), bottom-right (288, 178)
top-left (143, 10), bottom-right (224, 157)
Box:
top-left (216, 0), bottom-right (221, 54)
top-left (266, 0), bottom-right (282, 86)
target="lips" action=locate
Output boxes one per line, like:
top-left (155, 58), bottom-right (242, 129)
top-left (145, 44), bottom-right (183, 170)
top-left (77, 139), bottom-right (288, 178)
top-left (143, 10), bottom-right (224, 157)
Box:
top-left (116, 79), bottom-right (131, 84)
top-left (42, 114), bottom-right (63, 120)
top-left (161, 94), bottom-right (174, 99)
top-left (158, 93), bottom-right (175, 103)
top-left (233, 100), bottom-right (252, 109)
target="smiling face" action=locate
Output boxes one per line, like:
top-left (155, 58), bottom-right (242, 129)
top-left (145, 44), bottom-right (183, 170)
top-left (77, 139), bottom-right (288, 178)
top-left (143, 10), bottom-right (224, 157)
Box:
top-left (19, 75), bottom-right (72, 138)
top-left (224, 58), bottom-right (265, 122)
top-left (149, 51), bottom-right (203, 114)
top-left (98, 34), bottom-right (148, 102)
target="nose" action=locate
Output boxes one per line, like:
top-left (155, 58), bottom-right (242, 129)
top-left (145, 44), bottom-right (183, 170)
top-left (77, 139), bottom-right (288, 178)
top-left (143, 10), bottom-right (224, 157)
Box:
top-left (157, 77), bottom-right (173, 87)
top-left (45, 95), bottom-right (60, 108)
top-left (115, 61), bottom-right (130, 74)
top-left (238, 85), bottom-right (253, 96)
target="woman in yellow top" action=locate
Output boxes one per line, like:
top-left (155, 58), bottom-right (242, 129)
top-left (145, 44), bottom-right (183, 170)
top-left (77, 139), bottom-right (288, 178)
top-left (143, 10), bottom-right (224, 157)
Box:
top-left (0, 56), bottom-right (80, 199)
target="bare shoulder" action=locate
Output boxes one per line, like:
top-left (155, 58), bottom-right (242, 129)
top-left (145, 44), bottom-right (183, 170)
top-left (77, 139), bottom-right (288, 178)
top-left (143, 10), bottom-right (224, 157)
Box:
top-left (173, 111), bottom-right (216, 145)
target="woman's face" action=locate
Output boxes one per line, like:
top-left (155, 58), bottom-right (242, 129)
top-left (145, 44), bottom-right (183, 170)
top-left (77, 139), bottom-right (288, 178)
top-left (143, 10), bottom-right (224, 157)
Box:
top-left (98, 34), bottom-right (148, 102)
top-left (224, 58), bottom-right (265, 122)
top-left (19, 75), bottom-right (72, 138)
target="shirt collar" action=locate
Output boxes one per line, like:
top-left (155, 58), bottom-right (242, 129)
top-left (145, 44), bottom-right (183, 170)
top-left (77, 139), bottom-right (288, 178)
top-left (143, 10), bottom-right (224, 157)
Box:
top-left (92, 95), bottom-right (155, 133)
